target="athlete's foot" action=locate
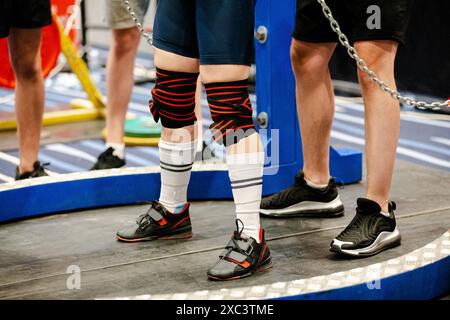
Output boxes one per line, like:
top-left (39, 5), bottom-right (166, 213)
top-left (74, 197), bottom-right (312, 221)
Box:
top-left (91, 147), bottom-right (126, 170)
top-left (260, 170), bottom-right (344, 218)
top-left (116, 201), bottom-right (192, 242)
top-left (15, 161), bottom-right (49, 180)
top-left (207, 219), bottom-right (272, 281)
top-left (330, 198), bottom-right (401, 257)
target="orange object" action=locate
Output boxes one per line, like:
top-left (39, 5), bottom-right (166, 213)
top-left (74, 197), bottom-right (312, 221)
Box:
top-left (0, 17), bottom-right (61, 89)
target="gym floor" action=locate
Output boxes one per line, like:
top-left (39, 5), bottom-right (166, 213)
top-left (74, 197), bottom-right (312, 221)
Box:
top-left (0, 159), bottom-right (448, 299)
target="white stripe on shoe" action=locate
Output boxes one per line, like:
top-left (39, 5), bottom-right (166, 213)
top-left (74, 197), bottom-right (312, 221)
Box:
top-left (260, 196), bottom-right (344, 217)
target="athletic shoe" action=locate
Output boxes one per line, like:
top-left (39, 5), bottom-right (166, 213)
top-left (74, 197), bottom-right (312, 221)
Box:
top-left (330, 198), bottom-right (401, 257)
top-left (116, 201), bottom-right (192, 242)
top-left (260, 170), bottom-right (344, 217)
top-left (15, 161), bottom-right (49, 180)
top-left (207, 219), bottom-right (272, 281)
top-left (91, 147), bottom-right (126, 170)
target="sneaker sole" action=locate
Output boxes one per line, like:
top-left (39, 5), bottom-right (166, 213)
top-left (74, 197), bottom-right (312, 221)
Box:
top-left (116, 226), bottom-right (193, 242)
top-left (330, 228), bottom-right (401, 257)
top-left (207, 257), bottom-right (273, 281)
top-left (260, 196), bottom-right (344, 218)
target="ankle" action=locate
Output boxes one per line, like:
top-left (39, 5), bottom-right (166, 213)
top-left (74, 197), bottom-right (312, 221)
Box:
top-left (366, 195), bottom-right (389, 212)
top-left (19, 162), bottom-right (36, 174)
top-left (106, 142), bottom-right (125, 159)
top-left (303, 170), bottom-right (330, 186)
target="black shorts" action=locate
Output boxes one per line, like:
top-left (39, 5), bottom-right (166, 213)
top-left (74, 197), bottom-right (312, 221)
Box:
top-left (0, 0), bottom-right (52, 38)
top-left (152, 0), bottom-right (255, 65)
top-left (293, 0), bottom-right (414, 45)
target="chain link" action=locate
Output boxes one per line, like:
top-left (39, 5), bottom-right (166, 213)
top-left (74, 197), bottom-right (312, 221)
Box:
top-left (122, 0), bottom-right (153, 46)
top-left (317, 0), bottom-right (449, 111)
top-left (121, 0), bottom-right (448, 111)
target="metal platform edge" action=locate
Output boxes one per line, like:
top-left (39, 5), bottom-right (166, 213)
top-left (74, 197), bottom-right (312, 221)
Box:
top-left (105, 231), bottom-right (450, 300)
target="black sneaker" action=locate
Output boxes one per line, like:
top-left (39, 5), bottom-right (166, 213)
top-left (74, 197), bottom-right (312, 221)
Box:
top-left (15, 161), bottom-right (49, 180)
top-left (91, 147), bottom-right (126, 170)
top-left (116, 201), bottom-right (192, 242)
top-left (207, 219), bottom-right (272, 281)
top-left (260, 171), bottom-right (344, 218)
top-left (330, 198), bottom-right (401, 257)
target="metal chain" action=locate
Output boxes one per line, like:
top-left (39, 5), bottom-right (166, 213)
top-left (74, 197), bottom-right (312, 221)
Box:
top-left (122, 0), bottom-right (153, 46)
top-left (122, 0), bottom-right (448, 111)
top-left (317, 0), bottom-right (449, 111)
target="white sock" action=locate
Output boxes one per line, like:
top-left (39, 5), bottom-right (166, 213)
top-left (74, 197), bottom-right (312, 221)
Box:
top-left (227, 151), bottom-right (264, 243)
top-left (380, 211), bottom-right (390, 217)
top-left (305, 178), bottom-right (328, 189)
top-left (106, 142), bottom-right (125, 159)
top-left (159, 139), bottom-right (196, 213)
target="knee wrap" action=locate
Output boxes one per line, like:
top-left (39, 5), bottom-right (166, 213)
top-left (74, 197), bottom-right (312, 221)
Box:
top-left (149, 68), bottom-right (199, 128)
top-left (205, 80), bottom-right (256, 146)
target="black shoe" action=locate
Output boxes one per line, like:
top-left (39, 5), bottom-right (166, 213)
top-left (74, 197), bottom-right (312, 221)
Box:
top-left (330, 198), bottom-right (401, 257)
top-left (15, 161), bottom-right (49, 180)
top-left (116, 201), bottom-right (192, 242)
top-left (207, 219), bottom-right (272, 281)
top-left (91, 147), bottom-right (126, 170)
top-left (260, 171), bottom-right (344, 218)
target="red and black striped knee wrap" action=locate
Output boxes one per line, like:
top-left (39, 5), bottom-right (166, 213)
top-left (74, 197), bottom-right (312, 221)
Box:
top-left (205, 80), bottom-right (256, 146)
top-left (149, 68), bottom-right (199, 128)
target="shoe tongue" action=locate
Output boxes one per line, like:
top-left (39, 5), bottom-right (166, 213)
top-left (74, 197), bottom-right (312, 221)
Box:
top-left (233, 230), bottom-right (252, 242)
top-left (152, 201), bottom-right (168, 215)
top-left (357, 198), bottom-right (381, 213)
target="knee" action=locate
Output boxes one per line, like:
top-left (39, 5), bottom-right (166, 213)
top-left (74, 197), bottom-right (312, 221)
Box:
top-left (112, 29), bottom-right (140, 57)
top-left (11, 60), bottom-right (41, 82)
top-left (290, 41), bottom-right (329, 75)
top-left (357, 67), bottom-right (377, 90)
top-left (355, 41), bottom-right (397, 90)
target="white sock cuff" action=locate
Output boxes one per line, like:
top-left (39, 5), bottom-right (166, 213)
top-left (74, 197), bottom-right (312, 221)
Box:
top-left (226, 151), bottom-right (265, 166)
top-left (159, 139), bottom-right (197, 165)
top-left (380, 211), bottom-right (390, 217)
top-left (305, 178), bottom-right (328, 189)
top-left (106, 142), bottom-right (125, 159)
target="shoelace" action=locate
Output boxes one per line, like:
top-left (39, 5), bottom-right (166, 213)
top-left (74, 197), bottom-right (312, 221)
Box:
top-left (31, 162), bottom-right (50, 177)
top-left (37, 162), bottom-right (50, 172)
top-left (220, 219), bottom-right (251, 261)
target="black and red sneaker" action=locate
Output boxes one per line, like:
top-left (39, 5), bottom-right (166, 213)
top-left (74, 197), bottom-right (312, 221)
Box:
top-left (207, 219), bottom-right (272, 281)
top-left (116, 201), bottom-right (192, 242)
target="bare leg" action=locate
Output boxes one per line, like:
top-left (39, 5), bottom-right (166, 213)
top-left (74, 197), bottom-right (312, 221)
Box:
top-left (355, 40), bottom-right (400, 212)
top-left (290, 39), bottom-right (336, 185)
top-left (8, 28), bottom-right (45, 173)
top-left (200, 65), bottom-right (250, 84)
top-left (105, 28), bottom-right (141, 144)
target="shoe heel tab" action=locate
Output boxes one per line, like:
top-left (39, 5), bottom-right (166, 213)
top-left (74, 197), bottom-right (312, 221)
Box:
top-left (389, 201), bottom-right (397, 212)
top-left (332, 177), bottom-right (345, 189)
